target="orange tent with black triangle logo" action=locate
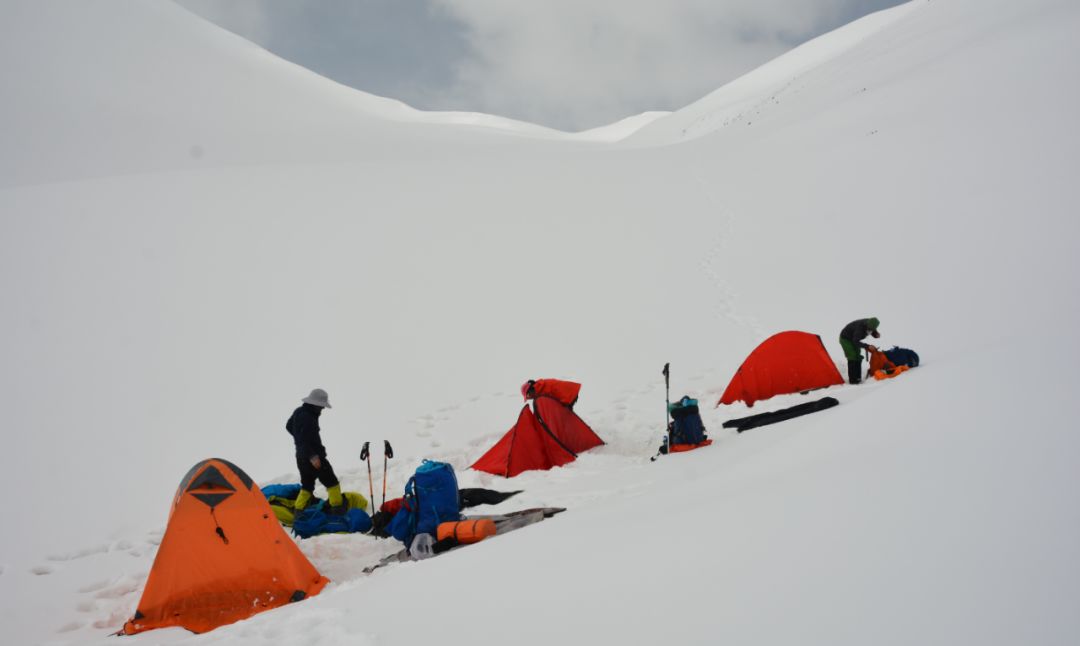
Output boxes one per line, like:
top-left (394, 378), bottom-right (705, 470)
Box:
top-left (471, 395), bottom-right (604, 477)
top-left (122, 458), bottom-right (328, 635)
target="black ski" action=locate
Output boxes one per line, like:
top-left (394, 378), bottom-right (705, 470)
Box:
top-left (362, 507), bottom-right (566, 574)
top-left (723, 396), bottom-right (839, 432)
top-left (650, 362), bottom-right (672, 462)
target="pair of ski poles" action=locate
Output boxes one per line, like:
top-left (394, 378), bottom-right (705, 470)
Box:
top-left (360, 440), bottom-right (393, 512)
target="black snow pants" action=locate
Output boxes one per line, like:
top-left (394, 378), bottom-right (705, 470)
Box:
top-left (297, 455), bottom-right (340, 492)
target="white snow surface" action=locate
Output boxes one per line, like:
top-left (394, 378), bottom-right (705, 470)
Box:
top-left (1, 0), bottom-right (1079, 644)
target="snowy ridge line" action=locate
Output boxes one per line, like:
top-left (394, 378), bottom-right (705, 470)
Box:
top-left (627, 0), bottom-right (925, 144)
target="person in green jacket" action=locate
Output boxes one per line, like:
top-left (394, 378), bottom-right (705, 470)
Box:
top-left (839, 317), bottom-right (880, 384)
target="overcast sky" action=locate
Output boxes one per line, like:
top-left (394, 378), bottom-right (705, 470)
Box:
top-left (177, 0), bottom-right (906, 132)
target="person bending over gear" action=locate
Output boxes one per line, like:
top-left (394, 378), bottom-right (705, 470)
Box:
top-left (521, 378), bottom-right (581, 410)
top-left (839, 317), bottom-right (881, 384)
top-left (286, 388), bottom-right (344, 512)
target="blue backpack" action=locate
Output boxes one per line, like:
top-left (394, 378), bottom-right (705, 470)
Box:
top-left (668, 396), bottom-right (708, 445)
top-left (292, 503), bottom-right (372, 539)
top-left (389, 460), bottom-right (461, 546)
top-left (883, 346), bottom-right (920, 368)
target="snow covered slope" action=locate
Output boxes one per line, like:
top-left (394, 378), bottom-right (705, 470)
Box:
top-left (1, 0), bottom-right (1078, 644)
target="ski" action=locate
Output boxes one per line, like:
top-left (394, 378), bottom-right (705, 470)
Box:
top-left (362, 507), bottom-right (566, 574)
top-left (651, 362), bottom-right (672, 461)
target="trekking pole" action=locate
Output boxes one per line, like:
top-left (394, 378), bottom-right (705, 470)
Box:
top-left (381, 440), bottom-right (394, 507)
top-left (360, 441), bottom-right (374, 512)
top-left (663, 362), bottom-right (671, 451)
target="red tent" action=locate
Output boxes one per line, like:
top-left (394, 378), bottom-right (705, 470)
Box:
top-left (718, 331), bottom-right (844, 408)
top-left (472, 396), bottom-right (604, 477)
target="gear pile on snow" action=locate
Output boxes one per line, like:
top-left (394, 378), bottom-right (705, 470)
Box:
top-left (261, 483), bottom-right (372, 537)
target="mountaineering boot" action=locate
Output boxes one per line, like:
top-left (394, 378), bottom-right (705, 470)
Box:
top-left (327, 484), bottom-right (346, 515)
top-left (294, 488), bottom-right (313, 511)
top-left (847, 358), bottom-right (863, 385)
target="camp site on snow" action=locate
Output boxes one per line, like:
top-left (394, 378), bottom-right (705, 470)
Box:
top-left (118, 324), bottom-right (920, 636)
top-left (6, 1), bottom-right (1074, 643)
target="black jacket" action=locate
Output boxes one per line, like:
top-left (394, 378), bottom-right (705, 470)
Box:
top-left (840, 318), bottom-right (877, 349)
top-left (286, 403), bottom-right (327, 460)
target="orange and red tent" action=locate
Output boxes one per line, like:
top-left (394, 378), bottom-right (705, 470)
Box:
top-left (123, 458), bottom-right (328, 635)
top-left (718, 331), bottom-right (844, 407)
top-left (472, 396), bottom-right (604, 477)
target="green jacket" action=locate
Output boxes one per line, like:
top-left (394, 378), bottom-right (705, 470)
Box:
top-left (839, 317), bottom-right (879, 360)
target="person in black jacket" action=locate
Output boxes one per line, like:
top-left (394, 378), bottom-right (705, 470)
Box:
top-left (839, 317), bottom-right (881, 384)
top-left (286, 388), bottom-right (344, 511)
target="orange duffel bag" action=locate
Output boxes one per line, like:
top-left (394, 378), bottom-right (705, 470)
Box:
top-left (437, 519), bottom-right (497, 544)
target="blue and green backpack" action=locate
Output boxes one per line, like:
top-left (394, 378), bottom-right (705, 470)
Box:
top-left (389, 460), bottom-right (461, 547)
top-left (668, 396), bottom-right (708, 445)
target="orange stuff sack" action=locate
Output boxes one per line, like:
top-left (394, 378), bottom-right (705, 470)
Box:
top-left (669, 439), bottom-right (713, 453)
top-left (874, 364), bottom-right (910, 380)
top-left (867, 348), bottom-right (896, 374)
top-left (437, 519), bottom-right (497, 544)
top-left (530, 379), bottom-right (581, 407)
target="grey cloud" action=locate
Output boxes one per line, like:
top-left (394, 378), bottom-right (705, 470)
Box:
top-left (432, 0), bottom-right (909, 130)
top-left (177, 0), bottom-right (907, 132)
top-left (178, 0), bottom-right (470, 106)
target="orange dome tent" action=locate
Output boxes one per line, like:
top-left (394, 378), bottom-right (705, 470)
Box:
top-left (718, 331), bottom-right (844, 407)
top-left (471, 395), bottom-right (604, 477)
top-left (122, 458), bottom-right (328, 635)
